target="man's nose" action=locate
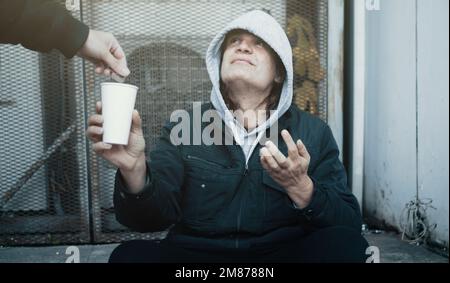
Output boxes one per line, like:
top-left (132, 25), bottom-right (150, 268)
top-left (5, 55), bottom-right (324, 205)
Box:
top-left (236, 39), bottom-right (252, 54)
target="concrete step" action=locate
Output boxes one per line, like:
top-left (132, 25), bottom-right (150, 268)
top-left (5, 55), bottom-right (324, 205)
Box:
top-left (0, 231), bottom-right (447, 263)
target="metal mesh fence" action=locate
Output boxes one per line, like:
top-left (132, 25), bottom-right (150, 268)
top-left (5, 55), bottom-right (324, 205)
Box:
top-left (0, 4), bottom-right (90, 245)
top-left (0, 0), bottom-right (329, 245)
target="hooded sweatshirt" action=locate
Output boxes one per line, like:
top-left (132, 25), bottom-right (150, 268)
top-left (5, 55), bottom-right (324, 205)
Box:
top-left (206, 10), bottom-right (294, 165)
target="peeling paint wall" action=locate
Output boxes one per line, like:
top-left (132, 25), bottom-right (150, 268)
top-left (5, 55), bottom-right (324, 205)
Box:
top-left (363, 0), bottom-right (448, 248)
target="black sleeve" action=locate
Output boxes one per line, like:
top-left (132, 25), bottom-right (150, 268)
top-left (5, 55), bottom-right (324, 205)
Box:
top-left (0, 0), bottom-right (89, 58)
top-left (297, 124), bottom-right (363, 232)
top-left (113, 123), bottom-right (184, 233)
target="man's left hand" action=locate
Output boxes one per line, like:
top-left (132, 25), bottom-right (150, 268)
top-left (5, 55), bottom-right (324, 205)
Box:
top-left (260, 129), bottom-right (314, 209)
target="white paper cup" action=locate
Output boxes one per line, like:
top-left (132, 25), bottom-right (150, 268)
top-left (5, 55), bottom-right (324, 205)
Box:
top-left (101, 82), bottom-right (138, 145)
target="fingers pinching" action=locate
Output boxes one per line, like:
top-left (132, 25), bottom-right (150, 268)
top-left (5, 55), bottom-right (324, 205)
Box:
top-left (103, 68), bottom-right (112, 76)
top-left (95, 63), bottom-right (106, 74)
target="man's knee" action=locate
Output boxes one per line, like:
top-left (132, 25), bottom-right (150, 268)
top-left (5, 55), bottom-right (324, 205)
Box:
top-left (302, 226), bottom-right (369, 262)
top-left (109, 240), bottom-right (161, 263)
top-left (109, 240), bottom-right (139, 263)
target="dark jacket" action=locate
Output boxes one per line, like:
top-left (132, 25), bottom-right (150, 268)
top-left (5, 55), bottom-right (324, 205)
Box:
top-left (0, 0), bottom-right (89, 58)
top-left (113, 103), bottom-right (362, 250)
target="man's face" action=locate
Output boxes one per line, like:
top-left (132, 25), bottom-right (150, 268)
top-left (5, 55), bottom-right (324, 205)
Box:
top-left (220, 30), bottom-right (279, 92)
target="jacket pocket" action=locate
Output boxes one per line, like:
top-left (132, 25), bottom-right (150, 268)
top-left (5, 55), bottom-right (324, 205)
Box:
top-left (186, 154), bottom-right (230, 169)
top-left (181, 156), bottom-right (239, 227)
top-left (183, 176), bottom-right (232, 223)
top-left (183, 154), bottom-right (235, 176)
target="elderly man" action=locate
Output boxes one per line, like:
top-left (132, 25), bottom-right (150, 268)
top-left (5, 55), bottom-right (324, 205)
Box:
top-left (86, 10), bottom-right (368, 262)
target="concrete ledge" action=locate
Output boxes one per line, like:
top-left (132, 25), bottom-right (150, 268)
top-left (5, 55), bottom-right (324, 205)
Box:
top-left (0, 232), bottom-right (447, 263)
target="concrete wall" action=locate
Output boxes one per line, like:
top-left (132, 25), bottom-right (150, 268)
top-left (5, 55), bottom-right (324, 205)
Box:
top-left (363, 0), bottom-right (448, 248)
top-left (416, 0), bottom-right (449, 247)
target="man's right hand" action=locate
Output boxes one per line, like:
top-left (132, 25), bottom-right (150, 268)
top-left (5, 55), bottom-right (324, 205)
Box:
top-left (86, 101), bottom-right (147, 192)
top-left (77, 30), bottom-right (130, 78)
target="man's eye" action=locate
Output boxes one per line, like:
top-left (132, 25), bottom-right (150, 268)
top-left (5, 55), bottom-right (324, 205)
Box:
top-left (230, 37), bottom-right (240, 44)
top-left (255, 39), bottom-right (265, 46)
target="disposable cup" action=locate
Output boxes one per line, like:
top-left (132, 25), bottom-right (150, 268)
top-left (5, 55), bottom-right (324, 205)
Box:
top-left (101, 82), bottom-right (138, 145)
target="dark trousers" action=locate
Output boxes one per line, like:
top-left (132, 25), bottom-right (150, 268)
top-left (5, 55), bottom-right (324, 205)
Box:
top-left (109, 226), bottom-right (369, 263)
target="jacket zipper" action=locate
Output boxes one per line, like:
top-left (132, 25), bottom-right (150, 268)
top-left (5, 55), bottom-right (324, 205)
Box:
top-left (186, 154), bottom-right (229, 169)
top-left (235, 162), bottom-right (249, 249)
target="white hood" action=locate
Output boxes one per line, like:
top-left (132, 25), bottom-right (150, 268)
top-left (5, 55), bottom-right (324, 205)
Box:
top-left (205, 10), bottom-right (293, 162)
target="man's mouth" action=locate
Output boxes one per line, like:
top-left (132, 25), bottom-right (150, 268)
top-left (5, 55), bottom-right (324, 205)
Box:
top-left (231, 59), bottom-right (254, 65)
